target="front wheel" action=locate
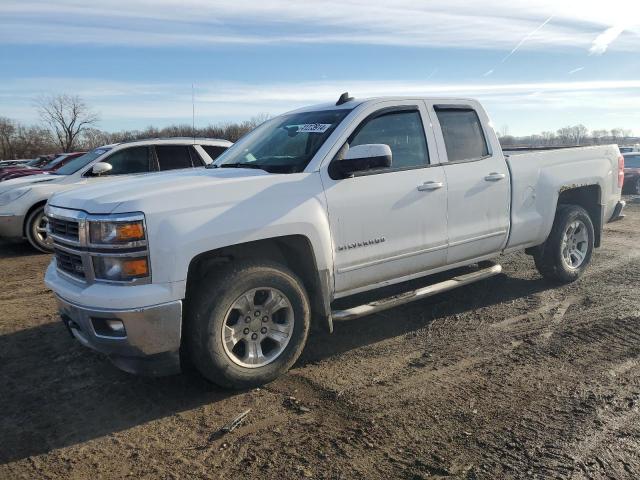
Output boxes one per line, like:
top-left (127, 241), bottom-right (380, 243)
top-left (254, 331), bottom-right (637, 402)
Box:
top-left (186, 261), bottom-right (311, 389)
top-left (533, 204), bottom-right (594, 284)
top-left (25, 206), bottom-right (53, 253)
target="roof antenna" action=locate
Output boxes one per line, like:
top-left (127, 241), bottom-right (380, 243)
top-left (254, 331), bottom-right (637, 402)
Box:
top-left (336, 92), bottom-right (353, 106)
top-left (192, 83), bottom-right (196, 143)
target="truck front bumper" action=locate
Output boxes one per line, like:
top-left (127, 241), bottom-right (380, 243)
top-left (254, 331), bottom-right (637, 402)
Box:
top-left (0, 213), bottom-right (24, 238)
top-left (55, 294), bottom-right (183, 376)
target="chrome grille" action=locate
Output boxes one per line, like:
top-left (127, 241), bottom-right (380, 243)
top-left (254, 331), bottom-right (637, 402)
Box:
top-left (54, 248), bottom-right (85, 279)
top-left (49, 217), bottom-right (80, 241)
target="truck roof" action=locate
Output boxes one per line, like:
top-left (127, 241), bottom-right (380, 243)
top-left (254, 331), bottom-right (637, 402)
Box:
top-left (97, 137), bottom-right (232, 149)
top-left (285, 96), bottom-right (479, 115)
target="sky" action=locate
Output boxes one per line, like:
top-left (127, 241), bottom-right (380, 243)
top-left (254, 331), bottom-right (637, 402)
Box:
top-left (1, 0), bottom-right (639, 136)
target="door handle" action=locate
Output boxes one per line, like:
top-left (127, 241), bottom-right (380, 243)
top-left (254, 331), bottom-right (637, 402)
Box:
top-left (484, 172), bottom-right (506, 182)
top-left (417, 181), bottom-right (444, 191)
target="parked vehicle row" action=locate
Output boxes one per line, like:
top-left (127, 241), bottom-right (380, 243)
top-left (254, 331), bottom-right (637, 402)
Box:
top-left (623, 151), bottom-right (640, 194)
top-left (41, 95), bottom-right (625, 388)
top-left (0, 152), bottom-right (86, 182)
top-left (0, 138), bottom-right (231, 252)
top-left (0, 155), bottom-right (55, 171)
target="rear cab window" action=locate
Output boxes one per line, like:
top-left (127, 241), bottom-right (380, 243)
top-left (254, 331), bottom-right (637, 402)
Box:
top-left (434, 106), bottom-right (489, 162)
top-left (625, 155), bottom-right (640, 168)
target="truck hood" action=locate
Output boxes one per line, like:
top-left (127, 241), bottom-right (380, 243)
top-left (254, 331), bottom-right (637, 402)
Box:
top-left (49, 168), bottom-right (276, 214)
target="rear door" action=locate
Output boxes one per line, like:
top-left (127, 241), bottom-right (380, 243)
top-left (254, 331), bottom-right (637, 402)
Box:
top-left (427, 102), bottom-right (510, 264)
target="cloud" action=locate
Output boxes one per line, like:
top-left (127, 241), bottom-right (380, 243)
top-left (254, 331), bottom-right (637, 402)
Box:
top-left (0, 1), bottom-right (638, 52)
top-left (589, 25), bottom-right (627, 55)
top-left (1, 77), bottom-right (639, 135)
top-left (568, 67), bottom-right (584, 74)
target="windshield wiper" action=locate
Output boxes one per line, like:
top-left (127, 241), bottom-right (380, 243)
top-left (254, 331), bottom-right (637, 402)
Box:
top-left (219, 163), bottom-right (266, 171)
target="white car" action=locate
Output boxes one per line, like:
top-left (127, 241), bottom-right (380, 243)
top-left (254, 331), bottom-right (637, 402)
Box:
top-left (45, 95), bottom-right (624, 387)
top-left (0, 137), bottom-right (231, 252)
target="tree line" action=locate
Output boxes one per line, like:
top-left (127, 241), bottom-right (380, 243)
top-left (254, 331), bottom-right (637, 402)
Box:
top-left (1, 93), bottom-right (637, 159)
top-left (498, 124), bottom-right (637, 147)
top-left (0, 94), bottom-right (268, 160)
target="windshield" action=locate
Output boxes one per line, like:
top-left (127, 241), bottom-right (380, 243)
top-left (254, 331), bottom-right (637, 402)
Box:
top-left (54, 147), bottom-right (111, 175)
top-left (42, 154), bottom-right (68, 171)
top-left (215, 109), bottom-right (352, 173)
top-left (27, 158), bottom-right (48, 167)
top-left (624, 155), bottom-right (640, 168)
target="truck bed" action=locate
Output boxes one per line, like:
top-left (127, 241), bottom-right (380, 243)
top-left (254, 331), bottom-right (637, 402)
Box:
top-left (504, 144), bottom-right (621, 251)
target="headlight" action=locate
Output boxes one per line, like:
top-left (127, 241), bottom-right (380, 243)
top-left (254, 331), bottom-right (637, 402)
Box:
top-left (0, 187), bottom-right (31, 206)
top-left (93, 255), bottom-right (150, 282)
top-left (89, 218), bottom-right (145, 244)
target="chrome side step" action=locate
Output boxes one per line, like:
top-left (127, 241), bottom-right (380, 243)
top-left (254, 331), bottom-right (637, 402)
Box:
top-left (331, 263), bottom-right (502, 321)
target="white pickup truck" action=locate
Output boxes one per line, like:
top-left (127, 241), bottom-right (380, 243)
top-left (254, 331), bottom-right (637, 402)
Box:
top-left (44, 95), bottom-right (625, 388)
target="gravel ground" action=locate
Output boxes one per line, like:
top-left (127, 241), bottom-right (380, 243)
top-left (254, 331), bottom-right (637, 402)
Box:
top-left (1, 196), bottom-right (640, 479)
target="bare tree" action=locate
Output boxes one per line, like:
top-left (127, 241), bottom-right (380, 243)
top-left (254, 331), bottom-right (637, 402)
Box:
top-left (571, 124), bottom-right (588, 145)
top-left (498, 124), bottom-right (510, 138)
top-left (591, 129), bottom-right (610, 144)
top-left (36, 94), bottom-right (99, 152)
top-left (0, 117), bottom-right (16, 159)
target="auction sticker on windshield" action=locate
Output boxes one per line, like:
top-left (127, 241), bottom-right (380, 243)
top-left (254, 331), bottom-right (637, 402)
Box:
top-left (298, 124), bottom-right (332, 133)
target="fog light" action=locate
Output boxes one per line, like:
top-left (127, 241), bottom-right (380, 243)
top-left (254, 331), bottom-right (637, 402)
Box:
top-left (106, 319), bottom-right (125, 333)
top-left (91, 317), bottom-right (127, 338)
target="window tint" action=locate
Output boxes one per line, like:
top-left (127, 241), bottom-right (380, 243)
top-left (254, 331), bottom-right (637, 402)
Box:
top-left (201, 145), bottom-right (228, 161)
top-left (155, 145), bottom-right (193, 171)
top-left (104, 146), bottom-right (151, 175)
top-left (435, 108), bottom-right (489, 162)
top-left (625, 155), bottom-right (640, 168)
top-left (59, 148), bottom-right (112, 175)
top-left (350, 110), bottom-right (429, 169)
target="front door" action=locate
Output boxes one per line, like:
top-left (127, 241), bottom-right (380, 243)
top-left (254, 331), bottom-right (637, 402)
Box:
top-left (321, 103), bottom-right (448, 296)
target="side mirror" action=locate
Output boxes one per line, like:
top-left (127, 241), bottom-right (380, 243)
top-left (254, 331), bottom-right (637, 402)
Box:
top-left (91, 162), bottom-right (113, 176)
top-left (335, 144), bottom-right (392, 177)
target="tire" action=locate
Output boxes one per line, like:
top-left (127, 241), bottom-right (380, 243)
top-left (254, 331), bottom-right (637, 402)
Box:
top-left (186, 260), bottom-right (311, 389)
top-left (25, 206), bottom-right (53, 253)
top-left (533, 204), bottom-right (594, 284)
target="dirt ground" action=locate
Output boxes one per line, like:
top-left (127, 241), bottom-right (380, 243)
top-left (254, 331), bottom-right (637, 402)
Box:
top-left (1, 196), bottom-right (640, 480)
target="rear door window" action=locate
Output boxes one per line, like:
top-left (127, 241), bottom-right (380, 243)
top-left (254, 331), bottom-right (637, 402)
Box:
top-left (435, 107), bottom-right (489, 162)
top-left (201, 145), bottom-right (228, 161)
top-left (104, 146), bottom-right (152, 175)
top-left (155, 145), bottom-right (193, 171)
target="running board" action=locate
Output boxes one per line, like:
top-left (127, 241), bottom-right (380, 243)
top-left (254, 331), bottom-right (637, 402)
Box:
top-left (331, 263), bottom-right (502, 321)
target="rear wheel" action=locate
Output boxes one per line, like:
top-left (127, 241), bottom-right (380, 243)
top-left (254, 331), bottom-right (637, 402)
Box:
top-left (533, 204), bottom-right (594, 284)
top-left (25, 206), bottom-right (53, 253)
top-left (186, 260), bottom-right (311, 389)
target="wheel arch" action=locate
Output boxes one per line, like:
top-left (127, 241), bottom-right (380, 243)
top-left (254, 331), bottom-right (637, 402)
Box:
top-left (185, 235), bottom-right (334, 333)
top-left (23, 200), bottom-right (48, 237)
top-left (556, 184), bottom-right (602, 248)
